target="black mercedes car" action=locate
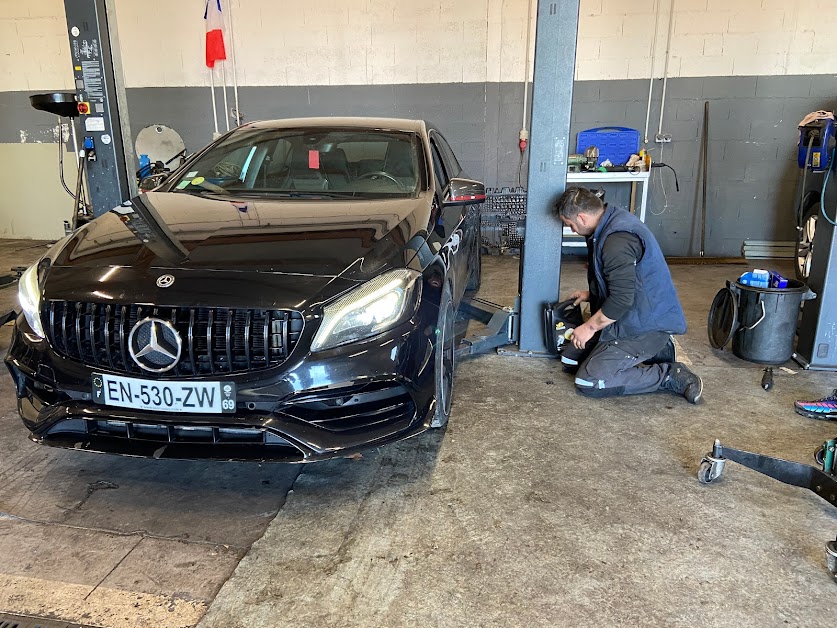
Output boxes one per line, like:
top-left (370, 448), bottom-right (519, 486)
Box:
top-left (7, 118), bottom-right (485, 461)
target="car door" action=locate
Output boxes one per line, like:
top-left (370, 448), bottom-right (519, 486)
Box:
top-left (433, 131), bottom-right (479, 299)
top-left (426, 132), bottom-right (468, 300)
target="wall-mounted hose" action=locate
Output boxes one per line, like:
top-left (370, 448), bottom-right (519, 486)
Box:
top-left (797, 134), bottom-right (815, 227)
top-left (820, 147), bottom-right (837, 227)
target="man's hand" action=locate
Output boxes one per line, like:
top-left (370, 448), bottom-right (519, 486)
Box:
top-left (568, 290), bottom-right (590, 306)
top-left (571, 309), bottom-right (617, 350)
top-left (571, 321), bottom-right (596, 350)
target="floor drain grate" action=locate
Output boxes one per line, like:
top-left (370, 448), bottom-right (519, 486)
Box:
top-left (0, 613), bottom-right (98, 628)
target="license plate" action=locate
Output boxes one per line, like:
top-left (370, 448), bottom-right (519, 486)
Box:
top-left (92, 373), bottom-right (236, 414)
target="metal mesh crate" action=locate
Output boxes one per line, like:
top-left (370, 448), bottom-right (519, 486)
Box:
top-left (480, 187), bottom-right (527, 255)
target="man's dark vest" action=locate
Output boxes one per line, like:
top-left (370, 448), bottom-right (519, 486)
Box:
top-left (589, 206), bottom-right (687, 340)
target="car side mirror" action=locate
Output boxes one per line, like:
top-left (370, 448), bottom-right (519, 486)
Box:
top-left (139, 173), bottom-right (168, 192)
top-left (443, 178), bottom-right (486, 206)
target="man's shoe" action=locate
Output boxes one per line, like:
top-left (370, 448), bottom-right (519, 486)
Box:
top-left (660, 362), bottom-right (703, 404)
top-left (795, 390), bottom-right (837, 421)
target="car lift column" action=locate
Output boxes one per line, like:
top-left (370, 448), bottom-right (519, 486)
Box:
top-left (63, 0), bottom-right (135, 216)
top-left (797, 171), bottom-right (837, 370)
top-left (517, 0), bottom-right (579, 353)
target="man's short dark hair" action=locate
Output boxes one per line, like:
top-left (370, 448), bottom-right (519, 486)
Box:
top-left (553, 187), bottom-right (604, 220)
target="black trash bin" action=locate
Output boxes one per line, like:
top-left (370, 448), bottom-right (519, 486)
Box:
top-left (708, 278), bottom-right (816, 389)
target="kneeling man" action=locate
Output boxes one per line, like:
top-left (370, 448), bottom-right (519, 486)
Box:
top-left (555, 187), bottom-right (703, 404)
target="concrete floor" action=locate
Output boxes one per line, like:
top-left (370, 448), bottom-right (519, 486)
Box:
top-left (0, 241), bottom-right (300, 627)
top-left (2, 242), bottom-right (837, 627)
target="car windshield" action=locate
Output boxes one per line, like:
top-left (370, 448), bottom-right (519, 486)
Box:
top-left (169, 127), bottom-right (425, 199)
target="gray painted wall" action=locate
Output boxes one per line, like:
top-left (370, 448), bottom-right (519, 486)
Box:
top-left (565, 75), bottom-right (837, 257)
top-left (124, 85), bottom-right (494, 190)
top-left (4, 74), bottom-right (837, 255)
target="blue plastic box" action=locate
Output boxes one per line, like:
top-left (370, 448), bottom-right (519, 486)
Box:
top-left (770, 271), bottom-right (788, 289)
top-left (576, 127), bottom-right (641, 166)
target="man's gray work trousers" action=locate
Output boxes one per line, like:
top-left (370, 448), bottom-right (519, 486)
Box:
top-left (574, 331), bottom-right (672, 397)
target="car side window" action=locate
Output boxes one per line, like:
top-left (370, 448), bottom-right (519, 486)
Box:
top-left (429, 138), bottom-right (449, 192)
top-left (435, 133), bottom-right (461, 176)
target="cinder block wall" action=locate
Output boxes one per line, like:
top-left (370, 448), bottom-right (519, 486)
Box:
top-left (2, 0), bottom-right (836, 255)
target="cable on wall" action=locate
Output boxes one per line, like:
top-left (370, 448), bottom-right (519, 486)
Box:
top-left (657, 0), bottom-right (676, 138)
top-left (518, 0), bottom-right (536, 184)
top-left (643, 0), bottom-right (662, 145)
top-left (226, 0), bottom-right (241, 126)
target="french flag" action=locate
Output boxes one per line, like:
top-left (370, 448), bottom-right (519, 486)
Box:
top-left (204, 0), bottom-right (227, 68)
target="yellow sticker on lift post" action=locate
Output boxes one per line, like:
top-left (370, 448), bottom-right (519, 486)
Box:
top-left (813, 153), bottom-right (821, 168)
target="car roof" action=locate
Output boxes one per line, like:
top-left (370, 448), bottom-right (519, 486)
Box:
top-left (240, 117), bottom-right (426, 133)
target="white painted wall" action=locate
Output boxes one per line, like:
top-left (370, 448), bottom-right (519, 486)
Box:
top-left (0, 144), bottom-right (76, 240)
top-left (0, 0), bottom-right (74, 91)
top-left (112, 0), bottom-right (515, 87)
top-left (2, 0), bottom-right (836, 93)
top-left (577, 0), bottom-right (837, 80)
top-left (112, 0), bottom-right (837, 85)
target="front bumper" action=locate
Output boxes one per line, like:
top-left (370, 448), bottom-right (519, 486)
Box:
top-left (6, 313), bottom-right (438, 462)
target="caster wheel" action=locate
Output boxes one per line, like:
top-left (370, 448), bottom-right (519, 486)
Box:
top-left (816, 446), bottom-right (826, 466)
top-left (698, 457), bottom-right (725, 484)
top-left (698, 461), bottom-right (714, 484)
top-left (826, 540), bottom-right (837, 581)
top-left (761, 369), bottom-right (774, 391)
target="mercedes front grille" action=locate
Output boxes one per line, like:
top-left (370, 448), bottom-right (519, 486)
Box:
top-left (45, 302), bottom-right (304, 377)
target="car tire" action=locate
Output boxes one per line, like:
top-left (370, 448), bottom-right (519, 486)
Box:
top-left (431, 280), bottom-right (456, 429)
top-left (796, 203), bottom-right (818, 281)
top-left (465, 240), bottom-right (481, 292)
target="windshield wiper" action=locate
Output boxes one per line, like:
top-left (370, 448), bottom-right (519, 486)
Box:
top-left (227, 191), bottom-right (357, 199)
top-left (174, 187), bottom-right (228, 197)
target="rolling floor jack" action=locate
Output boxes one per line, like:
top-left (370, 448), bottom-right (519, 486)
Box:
top-left (699, 438), bottom-right (837, 578)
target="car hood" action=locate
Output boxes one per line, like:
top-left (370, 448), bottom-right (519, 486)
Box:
top-left (42, 191), bottom-right (433, 311)
top-left (51, 191), bottom-right (433, 279)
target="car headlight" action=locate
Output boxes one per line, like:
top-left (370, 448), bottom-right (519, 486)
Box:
top-left (18, 262), bottom-right (45, 339)
top-left (311, 269), bottom-right (421, 352)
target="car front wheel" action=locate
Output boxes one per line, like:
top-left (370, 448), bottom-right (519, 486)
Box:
top-left (431, 280), bottom-right (455, 428)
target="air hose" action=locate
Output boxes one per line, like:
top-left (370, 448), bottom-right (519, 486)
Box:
top-left (797, 134), bottom-right (815, 227)
top-left (820, 146), bottom-right (837, 227)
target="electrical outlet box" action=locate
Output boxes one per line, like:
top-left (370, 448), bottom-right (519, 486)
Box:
top-left (655, 133), bottom-right (672, 143)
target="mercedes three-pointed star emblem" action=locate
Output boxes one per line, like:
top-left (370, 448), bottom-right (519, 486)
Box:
top-left (128, 317), bottom-right (182, 373)
top-left (156, 274), bottom-right (175, 288)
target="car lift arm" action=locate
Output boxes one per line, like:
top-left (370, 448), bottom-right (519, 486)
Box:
top-left (455, 297), bottom-right (517, 359)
